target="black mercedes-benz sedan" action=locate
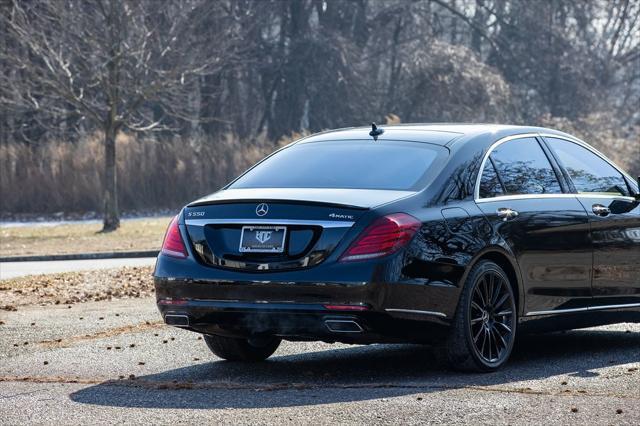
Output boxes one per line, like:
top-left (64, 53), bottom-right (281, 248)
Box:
top-left (154, 124), bottom-right (640, 372)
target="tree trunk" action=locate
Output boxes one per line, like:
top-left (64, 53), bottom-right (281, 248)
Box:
top-left (102, 123), bottom-right (119, 232)
top-left (471, 0), bottom-right (485, 55)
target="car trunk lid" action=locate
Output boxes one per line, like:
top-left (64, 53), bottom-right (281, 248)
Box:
top-left (184, 188), bottom-right (415, 271)
top-left (188, 188), bottom-right (415, 209)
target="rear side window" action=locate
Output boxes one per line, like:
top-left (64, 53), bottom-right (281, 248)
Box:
top-left (479, 160), bottom-right (505, 198)
top-left (479, 137), bottom-right (562, 197)
top-left (546, 138), bottom-right (629, 196)
top-left (229, 140), bottom-right (444, 191)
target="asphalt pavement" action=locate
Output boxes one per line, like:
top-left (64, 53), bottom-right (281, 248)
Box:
top-left (0, 257), bottom-right (157, 280)
top-left (0, 297), bottom-right (638, 424)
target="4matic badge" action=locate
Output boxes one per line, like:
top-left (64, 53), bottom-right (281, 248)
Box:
top-left (328, 213), bottom-right (354, 220)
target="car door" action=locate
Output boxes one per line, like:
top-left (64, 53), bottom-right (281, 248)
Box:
top-left (475, 136), bottom-right (593, 315)
top-left (543, 136), bottom-right (640, 307)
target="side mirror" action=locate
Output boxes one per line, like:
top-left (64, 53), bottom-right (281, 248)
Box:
top-left (636, 176), bottom-right (640, 201)
top-left (610, 199), bottom-right (637, 214)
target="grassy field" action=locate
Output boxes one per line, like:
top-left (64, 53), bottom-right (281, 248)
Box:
top-left (0, 217), bottom-right (172, 258)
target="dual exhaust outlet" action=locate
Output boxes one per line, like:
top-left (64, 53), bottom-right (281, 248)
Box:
top-left (165, 314), bottom-right (363, 334)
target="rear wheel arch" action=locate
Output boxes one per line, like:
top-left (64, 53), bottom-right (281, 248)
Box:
top-left (461, 248), bottom-right (523, 317)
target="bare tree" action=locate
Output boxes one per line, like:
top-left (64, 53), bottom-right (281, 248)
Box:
top-left (1, 0), bottom-right (638, 219)
top-left (0, 0), bottom-right (242, 230)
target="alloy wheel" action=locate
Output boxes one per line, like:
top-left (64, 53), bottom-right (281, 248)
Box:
top-left (469, 271), bottom-right (515, 364)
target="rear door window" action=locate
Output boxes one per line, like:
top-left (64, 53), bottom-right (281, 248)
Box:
top-left (479, 137), bottom-right (562, 197)
top-left (545, 137), bottom-right (630, 196)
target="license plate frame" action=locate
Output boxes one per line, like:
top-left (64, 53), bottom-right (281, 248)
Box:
top-left (239, 225), bottom-right (287, 253)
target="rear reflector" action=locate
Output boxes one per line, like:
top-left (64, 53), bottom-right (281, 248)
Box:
top-left (323, 304), bottom-right (370, 311)
top-left (161, 215), bottom-right (188, 258)
top-left (340, 213), bottom-right (421, 262)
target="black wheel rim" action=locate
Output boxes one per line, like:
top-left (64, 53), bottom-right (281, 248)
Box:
top-left (469, 271), bottom-right (515, 364)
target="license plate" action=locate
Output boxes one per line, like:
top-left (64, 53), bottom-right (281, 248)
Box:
top-left (239, 226), bottom-right (287, 253)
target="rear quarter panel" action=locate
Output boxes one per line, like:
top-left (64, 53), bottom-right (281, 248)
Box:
top-left (380, 197), bottom-right (515, 320)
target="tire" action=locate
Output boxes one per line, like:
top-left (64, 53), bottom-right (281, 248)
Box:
top-left (203, 334), bottom-right (281, 362)
top-left (442, 260), bottom-right (517, 372)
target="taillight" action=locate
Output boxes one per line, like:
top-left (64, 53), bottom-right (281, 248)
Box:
top-left (340, 213), bottom-right (421, 262)
top-left (161, 215), bottom-right (188, 258)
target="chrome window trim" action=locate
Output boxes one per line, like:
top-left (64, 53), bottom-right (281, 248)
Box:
top-left (474, 132), bottom-right (637, 202)
top-left (475, 193), bottom-right (636, 204)
top-left (473, 133), bottom-right (550, 201)
top-left (184, 218), bottom-right (355, 228)
top-left (385, 308), bottom-right (447, 318)
top-left (526, 302), bottom-right (640, 317)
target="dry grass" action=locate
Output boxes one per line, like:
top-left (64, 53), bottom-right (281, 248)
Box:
top-left (0, 266), bottom-right (154, 309)
top-left (0, 122), bottom-right (635, 219)
top-left (0, 131), bottom-right (279, 215)
top-left (0, 217), bottom-right (171, 257)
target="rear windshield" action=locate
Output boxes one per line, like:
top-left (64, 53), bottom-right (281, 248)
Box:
top-left (228, 140), bottom-right (445, 191)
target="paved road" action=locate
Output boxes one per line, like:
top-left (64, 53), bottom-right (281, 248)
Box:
top-left (0, 257), bottom-right (157, 280)
top-left (0, 297), bottom-right (638, 424)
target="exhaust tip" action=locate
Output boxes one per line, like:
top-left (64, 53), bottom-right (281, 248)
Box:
top-left (325, 319), bottom-right (363, 333)
top-left (164, 314), bottom-right (190, 327)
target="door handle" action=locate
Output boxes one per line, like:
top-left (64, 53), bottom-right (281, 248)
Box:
top-left (592, 204), bottom-right (610, 217)
top-left (497, 207), bottom-right (519, 221)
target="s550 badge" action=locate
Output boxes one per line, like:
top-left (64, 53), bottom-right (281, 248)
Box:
top-left (187, 211), bottom-right (205, 217)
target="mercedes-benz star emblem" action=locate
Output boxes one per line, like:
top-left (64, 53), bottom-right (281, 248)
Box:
top-left (255, 203), bottom-right (269, 217)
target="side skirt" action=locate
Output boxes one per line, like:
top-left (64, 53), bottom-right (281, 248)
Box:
top-left (519, 309), bottom-right (640, 334)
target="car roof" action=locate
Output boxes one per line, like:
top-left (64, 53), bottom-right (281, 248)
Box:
top-left (296, 123), bottom-right (574, 147)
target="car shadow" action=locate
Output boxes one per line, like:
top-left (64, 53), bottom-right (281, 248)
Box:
top-left (70, 327), bottom-right (639, 409)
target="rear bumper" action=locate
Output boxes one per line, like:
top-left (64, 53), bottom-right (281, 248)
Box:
top-left (154, 251), bottom-right (459, 343)
top-left (155, 275), bottom-right (452, 343)
top-left (157, 297), bottom-right (449, 344)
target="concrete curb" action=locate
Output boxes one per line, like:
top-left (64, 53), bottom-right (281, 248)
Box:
top-left (0, 250), bottom-right (159, 262)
